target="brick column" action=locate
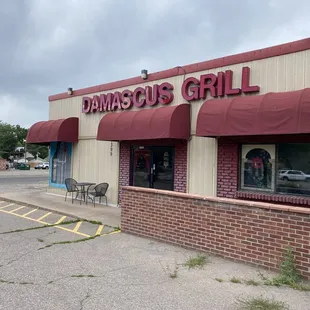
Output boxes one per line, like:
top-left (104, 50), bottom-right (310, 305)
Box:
top-left (119, 142), bottom-right (130, 204)
top-left (217, 141), bottom-right (239, 198)
top-left (174, 142), bottom-right (187, 193)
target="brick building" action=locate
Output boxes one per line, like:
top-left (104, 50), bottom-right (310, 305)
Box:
top-left (26, 37), bottom-right (310, 208)
top-left (0, 157), bottom-right (6, 171)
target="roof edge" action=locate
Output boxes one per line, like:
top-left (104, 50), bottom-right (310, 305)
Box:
top-left (49, 37), bottom-right (310, 102)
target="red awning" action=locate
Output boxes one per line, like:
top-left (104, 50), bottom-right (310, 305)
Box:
top-left (97, 104), bottom-right (190, 141)
top-left (26, 117), bottom-right (79, 144)
top-left (196, 88), bottom-right (310, 137)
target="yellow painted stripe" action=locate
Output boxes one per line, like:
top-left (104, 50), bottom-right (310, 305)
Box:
top-left (36, 212), bottom-right (52, 221)
top-left (55, 216), bottom-right (66, 225)
top-left (0, 209), bottom-right (90, 237)
top-left (0, 203), bottom-right (14, 209)
top-left (22, 209), bottom-right (38, 217)
top-left (9, 206), bottom-right (26, 213)
top-left (95, 224), bottom-right (104, 235)
top-left (102, 230), bottom-right (121, 236)
top-left (73, 221), bottom-right (82, 232)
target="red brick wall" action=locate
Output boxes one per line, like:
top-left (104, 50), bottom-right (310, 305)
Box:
top-left (217, 141), bottom-right (239, 198)
top-left (118, 141), bottom-right (187, 204)
top-left (121, 187), bottom-right (310, 279)
top-left (174, 142), bottom-right (187, 192)
top-left (0, 159), bottom-right (6, 170)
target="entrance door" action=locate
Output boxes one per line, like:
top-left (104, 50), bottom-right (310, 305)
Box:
top-left (132, 149), bottom-right (151, 188)
top-left (131, 146), bottom-right (174, 191)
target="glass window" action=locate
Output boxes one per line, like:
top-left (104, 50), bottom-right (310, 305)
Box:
top-left (51, 142), bottom-right (72, 185)
top-left (240, 143), bottom-right (310, 197)
top-left (241, 147), bottom-right (273, 191)
top-left (277, 144), bottom-right (310, 196)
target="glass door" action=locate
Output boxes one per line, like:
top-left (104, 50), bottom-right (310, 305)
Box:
top-left (152, 147), bottom-right (174, 191)
top-left (131, 146), bottom-right (174, 191)
top-left (132, 149), bottom-right (151, 188)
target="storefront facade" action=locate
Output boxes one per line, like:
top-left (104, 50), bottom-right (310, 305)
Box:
top-left (26, 37), bottom-right (310, 207)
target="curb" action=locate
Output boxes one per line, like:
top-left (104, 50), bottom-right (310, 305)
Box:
top-left (0, 197), bottom-right (85, 221)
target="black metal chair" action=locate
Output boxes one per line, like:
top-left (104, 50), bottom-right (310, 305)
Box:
top-left (64, 178), bottom-right (80, 204)
top-left (86, 183), bottom-right (109, 207)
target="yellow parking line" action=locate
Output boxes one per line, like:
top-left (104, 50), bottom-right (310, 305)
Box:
top-left (22, 209), bottom-right (38, 217)
top-left (9, 206), bottom-right (26, 213)
top-left (95, 225), bottom-right (104, 235)
top-left (36, 212), bottom-right (52, 221)
top-left (55, 216), bottom-right (66, 225)
top-left (73, 221), bottom-right (82, 232)
top-left (0, 203), bottom-right (14, 209)
top-left (0, 208), bottom-right (90, 237)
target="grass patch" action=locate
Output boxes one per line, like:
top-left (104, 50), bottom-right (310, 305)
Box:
top-left (236, 296), bottom-right (289, 310)
top-left (71, 275), bottom-right (95, 278)
top-left (38, 234), bottom-right (100, 250)
top-left (169, 265), bottom-right (179, 279)
top-left (263, 246), bottom-right (310, 291)
top-left (184, 254), bottom-right (207, 269)
top-left (245, 279), bottom-right (260, 286)
top-left (215, 278), bottom-right (223, 283)
top-left (230, 277), bottom-right (242, 284)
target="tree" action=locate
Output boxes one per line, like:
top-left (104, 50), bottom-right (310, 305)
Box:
top-left (0, 121), bottom-right (18, 159)
top-left (0, 121), bottom-right (49, 160)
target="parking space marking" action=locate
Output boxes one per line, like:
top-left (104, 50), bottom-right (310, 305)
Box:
top-left (36, 212), bottom-right (52, 221)
top-left (22, 209), bottom-right (38, 217)
top-left (0, 203), bottom-right (14, 209)
top-left (0, 207), bottom-right (90, 237)
top-left (95, 225), bottom-right (104, 236)
top-left (55, 215), bottom-right (66, 224)
top-left (0, 201), bottom-right (120, 238)
top-left (73, 221), bottom-right (82, 232)
top-left (9, 206), bottom-right (26, 213)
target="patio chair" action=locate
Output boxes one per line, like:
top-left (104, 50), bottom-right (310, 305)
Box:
top-left (86, 182), bottom-right (109, 207)
top-left (64, 178), bottom-right (80, 204)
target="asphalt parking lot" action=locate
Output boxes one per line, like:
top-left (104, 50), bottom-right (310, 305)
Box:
top-left (1, 200), bottom-right (309, 310)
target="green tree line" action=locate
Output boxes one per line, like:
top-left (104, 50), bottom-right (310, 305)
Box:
top-left (0, 121), bottom-right (48, 160)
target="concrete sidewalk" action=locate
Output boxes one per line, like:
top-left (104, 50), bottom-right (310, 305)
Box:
top-left (0, 189), bottom-right (121, 227)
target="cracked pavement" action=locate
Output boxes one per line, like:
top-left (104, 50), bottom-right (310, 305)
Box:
top-left (1, 211), bottom-right (310, 309)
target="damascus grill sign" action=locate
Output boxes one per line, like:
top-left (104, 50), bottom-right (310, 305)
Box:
top-left (82, 67), bottom-right (259, 114)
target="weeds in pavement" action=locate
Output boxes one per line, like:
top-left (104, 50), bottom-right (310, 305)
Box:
top-left (37, 238), bottom-right (44, 243)
top-left (245, 279), bottom-right (259, 286)
top-left (169, 265), bottom-right (179, 279)
top-left (236, 295), bottom-right (289, 310)
top-left (230, 277), bottom-right (242, 284)
top-left (0, 220), bottom-right (80, 235)
top-left (184, 254), bottom-right (207, 269)
top-left (263, 246), bottom-right (310, 291)
top-left (71, 275), bottom-right (96, 278)
top-left (215, 278), bottom-right (223, 282)
top-left (38, 234), bottom-right (101, 250)
top-left (0, 279), bottom-right (33, 285)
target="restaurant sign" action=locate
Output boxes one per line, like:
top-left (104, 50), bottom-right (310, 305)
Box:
top-left (82, 66), bottom-right (259, 114)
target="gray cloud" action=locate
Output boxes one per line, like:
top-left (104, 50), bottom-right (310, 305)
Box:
top-left (0, 0), bottom-right (309, 127)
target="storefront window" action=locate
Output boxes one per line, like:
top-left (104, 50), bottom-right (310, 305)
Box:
top-left (240, 143), bottom-right (310, 196)
top-left (277, 144), bottom-right (310, 196)
top-left (51, 142), bottom-right (72, 186)
top-left (241, 147), bottom-right (273, 191)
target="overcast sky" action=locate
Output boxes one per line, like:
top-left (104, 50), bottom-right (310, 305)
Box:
top-left (1, 0), bottom-right (309, 128)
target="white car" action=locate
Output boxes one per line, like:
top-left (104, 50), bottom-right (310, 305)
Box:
top-left (278, 170), bottom-right (310, 182)
top-left (41, 162), bottom-right (49, 169)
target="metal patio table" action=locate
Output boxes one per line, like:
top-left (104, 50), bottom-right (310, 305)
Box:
top-left (75, 182), bottom-right (96, 204)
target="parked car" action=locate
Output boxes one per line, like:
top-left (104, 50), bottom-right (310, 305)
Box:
top-left (278, 170), bottom-right (310, 182)
top-left (42, 162), bottom-right (49, 169)
top-left (15, 163), bottom-right (30, 170)
top-left (35, 162), bottom-right (49, 169)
